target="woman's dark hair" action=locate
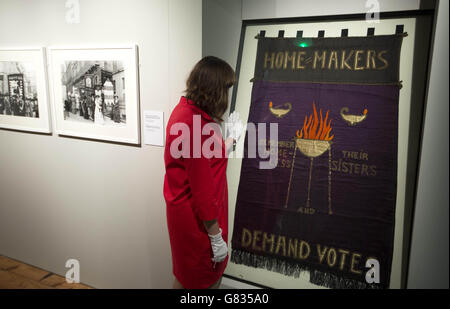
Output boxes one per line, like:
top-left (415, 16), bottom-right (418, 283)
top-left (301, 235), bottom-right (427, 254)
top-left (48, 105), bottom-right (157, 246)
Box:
top-left (185, 56), bottom-right (235, 122)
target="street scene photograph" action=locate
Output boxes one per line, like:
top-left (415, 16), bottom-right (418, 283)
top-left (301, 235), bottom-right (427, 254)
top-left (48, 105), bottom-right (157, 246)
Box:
top-left (61, 60), bottom-right (126, 126)
top-left (0, 61), bottom-right (39, 118)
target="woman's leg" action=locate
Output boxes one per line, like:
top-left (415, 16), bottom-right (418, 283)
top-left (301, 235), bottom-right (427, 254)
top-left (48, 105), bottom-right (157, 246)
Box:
top-left (173, 276), bottom-right (222, 289)
top-left (173, 277), bottom-right (184, 289)
top-left (207, 277), bottom-right (222, 289)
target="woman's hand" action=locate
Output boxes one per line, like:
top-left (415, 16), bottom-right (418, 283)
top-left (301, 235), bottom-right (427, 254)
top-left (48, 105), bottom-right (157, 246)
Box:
top-left (224, 111), bottom-right (245, 156)
top-left (208, 228), bottom-right (228, 263)
top-left (226, 111), bottom-right (244, 140)
top-left (225, 137), bottom-right (235, 155)
top-left (203, 219), bottom-right (227, 262)
top-left (226, 111), bottom-right (244, 136)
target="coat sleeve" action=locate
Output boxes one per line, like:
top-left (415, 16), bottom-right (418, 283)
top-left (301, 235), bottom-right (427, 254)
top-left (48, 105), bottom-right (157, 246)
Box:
top-left (182, 114), bottom-right (220, 222)
top-left (184, 156), bottom-right (219, 222)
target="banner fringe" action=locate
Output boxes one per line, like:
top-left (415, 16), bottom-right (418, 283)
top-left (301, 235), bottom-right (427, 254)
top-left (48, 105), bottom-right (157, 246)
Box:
top-left (231, 249), bottom-right (382, 289)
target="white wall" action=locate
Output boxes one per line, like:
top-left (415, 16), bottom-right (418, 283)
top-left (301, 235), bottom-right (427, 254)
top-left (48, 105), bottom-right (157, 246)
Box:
top-left (242, 0), bottom-right (421, 20)
top-left (0, 0), bottom-right (202, 288)
top-left (407, 0), bottom-right (449, 289)
top-left (202, 0), bottom-right (242, 119)
top-left (202, 0), bottom-right (242, 69)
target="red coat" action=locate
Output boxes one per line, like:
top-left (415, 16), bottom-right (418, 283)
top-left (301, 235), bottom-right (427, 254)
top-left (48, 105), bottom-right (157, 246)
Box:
top-left (163, 96), bottom-right (228, 289)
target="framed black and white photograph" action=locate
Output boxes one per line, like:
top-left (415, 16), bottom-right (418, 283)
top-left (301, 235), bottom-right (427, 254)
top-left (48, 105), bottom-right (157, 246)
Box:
top-left (48, 45), bottom-right (140, 144)
top-left (0, 47), bottom-right (51, 133)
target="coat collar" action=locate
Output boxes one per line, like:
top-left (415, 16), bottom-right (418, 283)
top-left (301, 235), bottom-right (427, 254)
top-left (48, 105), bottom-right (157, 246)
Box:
top-left (180, 96), bottom-right (214, 122)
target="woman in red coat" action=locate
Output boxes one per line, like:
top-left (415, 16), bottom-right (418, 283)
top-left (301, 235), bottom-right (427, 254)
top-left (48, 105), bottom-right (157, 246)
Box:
top-left (163, 56), bottom-right (240, 289)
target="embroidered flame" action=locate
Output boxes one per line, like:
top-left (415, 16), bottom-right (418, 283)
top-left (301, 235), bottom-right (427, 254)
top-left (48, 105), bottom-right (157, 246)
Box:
top-left (297, 102), bottom-right (334, 141)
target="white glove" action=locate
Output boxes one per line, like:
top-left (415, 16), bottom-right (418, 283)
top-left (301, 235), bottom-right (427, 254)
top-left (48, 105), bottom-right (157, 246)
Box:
top-left (225, 111), bottom-right (244, 142)
top-left (208, 228), bottom-right (228, 263)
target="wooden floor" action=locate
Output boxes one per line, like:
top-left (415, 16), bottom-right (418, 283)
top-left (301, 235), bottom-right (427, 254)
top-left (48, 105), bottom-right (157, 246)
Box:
top-left (0, 255), bottom-right (93, 289)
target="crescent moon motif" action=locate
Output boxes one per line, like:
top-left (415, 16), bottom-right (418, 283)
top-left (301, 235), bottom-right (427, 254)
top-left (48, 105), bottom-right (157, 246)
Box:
top-left (340, 107), bottom-right (368, 126)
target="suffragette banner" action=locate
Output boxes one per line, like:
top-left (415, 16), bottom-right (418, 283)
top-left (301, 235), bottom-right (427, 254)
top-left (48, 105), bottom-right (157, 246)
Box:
top-left (231, 34), bottom-right (404, 289)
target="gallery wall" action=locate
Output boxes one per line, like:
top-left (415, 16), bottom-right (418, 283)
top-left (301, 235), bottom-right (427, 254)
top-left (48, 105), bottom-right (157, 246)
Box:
top-left (0, 0), bottom-right (202, 288)
top-left (202, 0), bottom-right (242, 117)
top-left (241, 0), bottom-right (422, 20)
top-left (407, 0), bottom-right (449, 289)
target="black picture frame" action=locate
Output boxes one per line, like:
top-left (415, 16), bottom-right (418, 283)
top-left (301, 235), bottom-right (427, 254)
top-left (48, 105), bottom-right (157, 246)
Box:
top-left (228, 8), bottom-right (437, 289)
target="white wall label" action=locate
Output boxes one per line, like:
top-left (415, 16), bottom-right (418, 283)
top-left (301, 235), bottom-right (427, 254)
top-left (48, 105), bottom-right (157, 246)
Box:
top-left (144, 110), bottom-right (164, 146)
